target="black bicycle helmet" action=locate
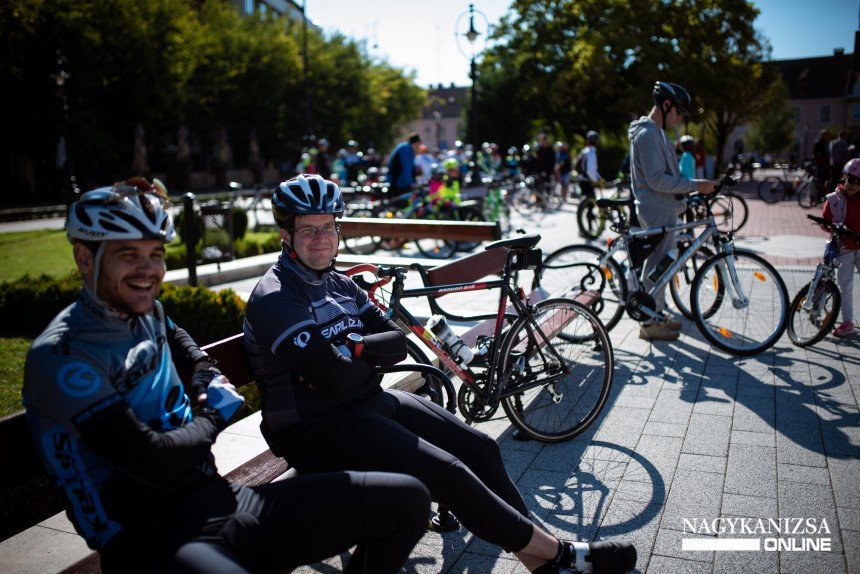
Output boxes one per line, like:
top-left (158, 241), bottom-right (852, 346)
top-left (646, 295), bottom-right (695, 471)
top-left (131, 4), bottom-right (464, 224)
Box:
top-left (653, 81), bottom-right (692, 113)
top-left (272, 174), bottom-right (344, 229)
top-left (586, 130), bottom-right (599, 145)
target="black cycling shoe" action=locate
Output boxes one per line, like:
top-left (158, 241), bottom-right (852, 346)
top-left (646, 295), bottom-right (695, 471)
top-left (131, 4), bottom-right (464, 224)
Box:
top-left (559, 540), bottom-right (637, 573)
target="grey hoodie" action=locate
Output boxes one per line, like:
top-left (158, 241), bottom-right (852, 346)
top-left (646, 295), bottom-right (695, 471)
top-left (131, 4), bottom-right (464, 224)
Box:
top-left (628, 116), bottom-right (698, 226)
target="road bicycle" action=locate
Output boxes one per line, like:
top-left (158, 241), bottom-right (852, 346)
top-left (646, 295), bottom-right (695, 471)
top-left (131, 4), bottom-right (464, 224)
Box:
top-left (787, 214), bottom-right (859, 347)
top-left (757, 162), bottom-right (822, 207)
top-left (535, 177), bottom-right (790, 355)
top-left (576, 178), bottom-right (631, 240)
top-left (345, 234), bottom-right (614, 443)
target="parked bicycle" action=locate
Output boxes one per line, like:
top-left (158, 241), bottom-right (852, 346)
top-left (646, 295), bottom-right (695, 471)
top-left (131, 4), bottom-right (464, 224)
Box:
top-left (576, 178), bottom-right (631, 240)
top-left (787, 214), bottom-right (860, 347)
top-left (536, 175), bottom-right (790, 355)
top-left (757, 162), bottom-right (822, 207)
top-left (346, 234), bottom-right (614, 443)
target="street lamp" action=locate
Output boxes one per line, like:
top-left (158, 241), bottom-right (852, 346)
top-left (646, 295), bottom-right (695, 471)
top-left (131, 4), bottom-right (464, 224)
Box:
top-left (51, 50), bottom-right (79, 206)
top-left (456, 3), bottom-right (488, 182)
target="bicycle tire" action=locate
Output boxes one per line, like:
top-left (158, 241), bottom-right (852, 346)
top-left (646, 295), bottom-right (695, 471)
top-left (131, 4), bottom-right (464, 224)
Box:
top-left (712, 193), bottom-right (749, 234)
top-left (757, 177), bottom-right (787, 203)
top-left (787, 279), bottom-right (841, 347)
top-left (453, 205), bottom-right (486, 252)
top-left (576, 197), bottom-right (605, 239)
top-left (691, 250), bottom-right (789, 355)
top-left (499, 298), bottom-right (613, 443)
top-left (535, 244), bottom-right (627, 331)
top-left (796, 178), bottom-right (816, 209)
top-left (670, 244), bottom-right (719, 320)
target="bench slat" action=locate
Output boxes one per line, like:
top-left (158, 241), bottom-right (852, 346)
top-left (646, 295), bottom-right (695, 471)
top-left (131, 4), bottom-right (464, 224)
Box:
top-left (425, 249), bottom-right (508, 289)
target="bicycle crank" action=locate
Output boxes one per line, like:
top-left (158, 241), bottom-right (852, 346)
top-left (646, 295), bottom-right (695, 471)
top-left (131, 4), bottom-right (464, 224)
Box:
top-left (625, 290), bottom-right (659, 322)
top-left (457, 385), bottom-right (498, 423)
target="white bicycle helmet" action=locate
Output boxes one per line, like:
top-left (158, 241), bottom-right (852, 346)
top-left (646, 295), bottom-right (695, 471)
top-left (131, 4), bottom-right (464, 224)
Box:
top-left (67, 178), bottom-right (175, 243)
top-left (272, 174), bottom-right (344, 229)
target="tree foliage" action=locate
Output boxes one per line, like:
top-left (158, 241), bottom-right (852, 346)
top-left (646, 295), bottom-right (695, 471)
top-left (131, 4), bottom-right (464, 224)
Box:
top-left (1, 0), bottom-right (424, 200)
top-left (477, 0), bottom-right (771, 169)
top-left (743, 75), bottom-right (796, 159)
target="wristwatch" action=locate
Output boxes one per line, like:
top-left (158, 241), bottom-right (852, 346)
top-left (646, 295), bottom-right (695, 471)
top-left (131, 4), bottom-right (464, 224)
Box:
top-left (346, 333), bottom-right (364, 359)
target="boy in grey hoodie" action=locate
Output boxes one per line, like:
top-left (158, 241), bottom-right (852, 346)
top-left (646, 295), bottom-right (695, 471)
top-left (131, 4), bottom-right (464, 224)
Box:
top-left (629, 82), bottom-right (715, 341)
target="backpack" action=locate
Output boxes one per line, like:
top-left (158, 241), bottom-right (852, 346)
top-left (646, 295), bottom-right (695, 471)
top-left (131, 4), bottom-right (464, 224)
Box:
top-left (575, 150), bottom-right (588, 177)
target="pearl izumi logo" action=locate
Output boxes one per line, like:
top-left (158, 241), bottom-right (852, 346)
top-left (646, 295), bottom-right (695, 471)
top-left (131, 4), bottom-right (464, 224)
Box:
top-left (682, 518), bottom-right (832, 552)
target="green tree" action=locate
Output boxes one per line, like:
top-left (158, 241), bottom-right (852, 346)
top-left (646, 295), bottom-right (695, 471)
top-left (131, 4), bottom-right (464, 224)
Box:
top-left (743, 76), bottom-right (796, 160)
top-left (477, 0), bottom-right (770, 168)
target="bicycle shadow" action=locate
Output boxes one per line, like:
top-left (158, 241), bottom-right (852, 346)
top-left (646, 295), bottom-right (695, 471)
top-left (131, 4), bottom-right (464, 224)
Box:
top-left (668, 329), bottom-right (860, 460)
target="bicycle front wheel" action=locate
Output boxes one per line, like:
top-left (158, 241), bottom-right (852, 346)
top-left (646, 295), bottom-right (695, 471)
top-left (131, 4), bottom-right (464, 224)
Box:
top-left (712, 193), bottom-right (749, 233)
top-left (691, 250), bottom-right (789, 355)
top-left (499, 298), bottom-right (613, 442)
top-left (757, 177), bottom-right (786, 203)
top-left (535, 244), bottom-right (628, 331)
top-left (787, 279), bottom-right (841, 347)
top-left (576, 197), bottom-right (605, 239)
top-left (796, 178), bottom-right (816, 208)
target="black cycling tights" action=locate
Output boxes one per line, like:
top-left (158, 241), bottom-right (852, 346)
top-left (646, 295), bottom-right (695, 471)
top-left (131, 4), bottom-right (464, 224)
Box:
top-left (279, 390), bottom-right (536, 553)
top-left (105, 471), bottom-right (429, 574)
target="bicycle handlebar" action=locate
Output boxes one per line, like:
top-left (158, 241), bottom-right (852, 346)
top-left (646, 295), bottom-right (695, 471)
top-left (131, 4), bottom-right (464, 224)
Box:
top-left (807, 214), bottom-right (860, 240)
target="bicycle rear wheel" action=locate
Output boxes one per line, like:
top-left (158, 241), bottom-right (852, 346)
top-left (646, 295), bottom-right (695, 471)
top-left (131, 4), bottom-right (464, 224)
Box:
top-left (535, 244), bottom-right (627, 331)
top-left (691, 250), bottom-right (789, 355)
top-left (757, 177), bottom-right (786, 203)
top-left (577, 197), bottom-right (605, 239)
top-left (499, 298), bottom-right (613, 442)
top-left (787, 279), bottom-right (840, 347)
top-left (340, 206), bottom-right (382, 255)
top-left (712, 193), bottom-right (749, 233)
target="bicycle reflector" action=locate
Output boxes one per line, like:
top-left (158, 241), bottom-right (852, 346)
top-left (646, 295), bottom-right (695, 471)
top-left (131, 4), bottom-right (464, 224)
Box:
top-left (754, 272), bottom-right (766, 282)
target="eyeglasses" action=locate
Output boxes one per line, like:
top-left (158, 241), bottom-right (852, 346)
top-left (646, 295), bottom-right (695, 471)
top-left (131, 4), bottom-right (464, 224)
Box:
top-left (845, 175), bottom-right (860, 186)
top-left (291, 223), bottom-right (341, 239)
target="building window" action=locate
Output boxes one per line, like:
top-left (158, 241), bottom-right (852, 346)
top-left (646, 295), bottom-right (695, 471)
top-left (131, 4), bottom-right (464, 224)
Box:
top-left (853, 104), bottom-right (860, 121)
top-left (820, 105), bottom-right (831, 123)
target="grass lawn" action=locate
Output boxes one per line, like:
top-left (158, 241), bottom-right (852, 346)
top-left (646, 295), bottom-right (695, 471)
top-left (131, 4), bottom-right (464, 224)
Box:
top-left (0, 338), bottom-right (29, 417)
top-left (0, 230), bottom-right (76, 283)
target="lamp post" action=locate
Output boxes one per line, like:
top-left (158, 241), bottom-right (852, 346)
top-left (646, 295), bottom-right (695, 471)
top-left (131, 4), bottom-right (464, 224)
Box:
top-left (51, 50), bottom-right (79, 206)
top-left (301, 1), bottom-right (313, 151)
top-left (456, 3), bottom-right (488, 183)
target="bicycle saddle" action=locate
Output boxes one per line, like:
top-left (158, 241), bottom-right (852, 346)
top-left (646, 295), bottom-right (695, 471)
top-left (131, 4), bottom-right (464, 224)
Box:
top-left (485, 233), bottom-right (541, 251)
top-left (596, 197), bottom-right (635, 209)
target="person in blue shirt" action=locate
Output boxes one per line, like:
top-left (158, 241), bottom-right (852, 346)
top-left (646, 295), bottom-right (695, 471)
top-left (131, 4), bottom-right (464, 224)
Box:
top-left (22, 177), bottom-right (430, 574)
top-left (678, 135), bottom-right (696, 179)
top-left (387, 133), bottom-right (421, 194)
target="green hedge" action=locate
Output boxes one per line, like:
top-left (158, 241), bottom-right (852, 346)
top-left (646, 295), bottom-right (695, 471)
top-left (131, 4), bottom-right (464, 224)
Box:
top-left (0, 274), bottom-right (245, 344)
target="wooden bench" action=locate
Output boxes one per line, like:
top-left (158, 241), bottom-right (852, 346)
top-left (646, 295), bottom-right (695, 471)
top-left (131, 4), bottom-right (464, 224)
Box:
top-left (339, 217), bottom-right (501, 243)
top-left (0, 332), bottom-right (452, 573)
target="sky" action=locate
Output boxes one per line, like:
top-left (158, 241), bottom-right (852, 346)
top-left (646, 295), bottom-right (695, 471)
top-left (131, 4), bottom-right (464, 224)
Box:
top-left (305, 0), bottom-right (859, 88)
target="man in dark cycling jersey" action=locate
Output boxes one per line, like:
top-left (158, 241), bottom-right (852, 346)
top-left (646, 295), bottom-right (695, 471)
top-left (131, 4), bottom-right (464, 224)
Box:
top-left (243, 173), bottom-right (637, 574)
top-left (22, 177), bottom-right (430, 573)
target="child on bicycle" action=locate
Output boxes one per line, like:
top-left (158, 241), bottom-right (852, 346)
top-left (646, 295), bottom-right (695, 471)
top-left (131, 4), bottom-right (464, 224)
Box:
top-left (822, 158), bottom-right (860, 337)
top-left (428, 157), bottom-right (463, 212)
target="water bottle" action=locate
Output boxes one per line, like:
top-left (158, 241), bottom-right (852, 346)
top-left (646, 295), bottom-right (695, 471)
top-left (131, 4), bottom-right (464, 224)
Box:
top-left (426, 315), bottom-right (474, 365)
top-left (648, 248), bottom-right (678, 282)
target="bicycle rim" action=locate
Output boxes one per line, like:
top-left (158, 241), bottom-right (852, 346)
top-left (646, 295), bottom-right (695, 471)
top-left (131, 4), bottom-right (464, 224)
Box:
top-left (536, 244), bottom-right (627, 331)
top-left (670, 245), bottom-right (717, 320)
top-left (340, 207), bottom-right (382, 255)
top-left (691, 250), bottom-right (788, 355)
top-left (500, 298), bottom-right (613, 442)
top-left (757, 178), bottom-right (784, 203)
top-left (796, 179), bottom-right (814, 208)
top-left (577, 198), bottom-right (604, 239)
top-left (713, 193), bottom-right (749, 234)
top-left (416, 237), bottom-right (457, 259)
top-left (787, 280), bottom-right (840, 347)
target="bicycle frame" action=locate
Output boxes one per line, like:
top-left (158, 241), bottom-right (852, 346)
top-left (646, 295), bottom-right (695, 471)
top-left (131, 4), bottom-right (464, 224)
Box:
top-left (378, 255), bottom-right (575, 410)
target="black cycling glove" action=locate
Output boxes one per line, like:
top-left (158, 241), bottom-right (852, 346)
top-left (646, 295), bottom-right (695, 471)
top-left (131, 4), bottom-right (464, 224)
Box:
top-left (189, 367), bottom-right (222, 405)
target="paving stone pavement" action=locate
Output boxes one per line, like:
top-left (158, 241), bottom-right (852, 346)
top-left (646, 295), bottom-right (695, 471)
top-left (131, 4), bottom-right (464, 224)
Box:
top-left (209, 188), bottom-right (858, 574)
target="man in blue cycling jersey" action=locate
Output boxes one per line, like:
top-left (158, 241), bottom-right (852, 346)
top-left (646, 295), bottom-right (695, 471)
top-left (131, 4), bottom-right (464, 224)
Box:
top-left (22, 177), bottom-right (430, 573)
top-left (243, 173), bottom-right (638, 574)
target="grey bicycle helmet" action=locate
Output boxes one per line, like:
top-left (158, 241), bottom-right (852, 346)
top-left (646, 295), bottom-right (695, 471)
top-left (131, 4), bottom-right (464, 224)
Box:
top-left (272, 174), bottom-right (344, 229)
top-left (67, 177), bottom-right (175, 243)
